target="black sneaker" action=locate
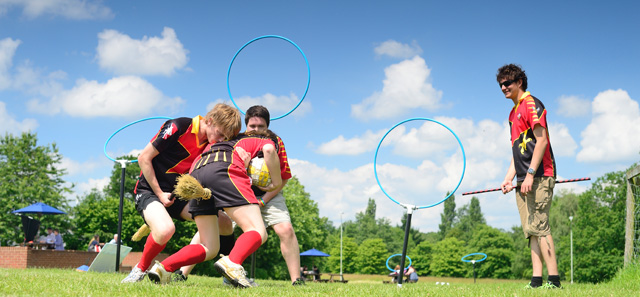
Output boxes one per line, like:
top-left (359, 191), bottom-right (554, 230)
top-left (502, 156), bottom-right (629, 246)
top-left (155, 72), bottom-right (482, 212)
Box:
top-left (292, 278), bottom-right (306, 285)
top-left (172, 270), bottom-right (188, 282)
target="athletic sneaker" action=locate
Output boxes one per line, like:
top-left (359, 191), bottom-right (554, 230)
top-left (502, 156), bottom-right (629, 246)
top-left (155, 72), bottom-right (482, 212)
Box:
top-left (121, 266), bottom-right (146, 283)
top-left (214, 255), bottom-right (251, 288)
top-left (292, 278), bottom-right (306, 286)
top-left (172, 270), bottom-right (188, 282)
top-left (541, 282), bottom-right (562, 289)
top-left (524, 282), bottom-right (538, 289)
top-left (148, 261), bottom-right (171, 285)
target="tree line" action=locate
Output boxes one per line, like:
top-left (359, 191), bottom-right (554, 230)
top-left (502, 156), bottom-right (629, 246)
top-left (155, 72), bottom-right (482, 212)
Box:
top-left (0, 132), bottom-right (632, 283)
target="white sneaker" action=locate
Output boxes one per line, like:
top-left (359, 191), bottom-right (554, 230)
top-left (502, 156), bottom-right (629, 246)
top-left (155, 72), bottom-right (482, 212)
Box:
top-left (121, 265), bottom-right (146, 283)
top-left (214, 255), bottom-right (251, 288)
top-left (148, 261), bottom-right (171, 285)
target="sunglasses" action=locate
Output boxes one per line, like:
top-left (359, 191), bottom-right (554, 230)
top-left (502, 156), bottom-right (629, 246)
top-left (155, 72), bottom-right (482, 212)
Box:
top-left (499, 79), bottom-right (517, 88)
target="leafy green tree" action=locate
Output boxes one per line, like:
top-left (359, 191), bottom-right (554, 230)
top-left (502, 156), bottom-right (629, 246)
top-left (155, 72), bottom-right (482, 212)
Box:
top-left (355, 238), bottom-right (388, 274)
top-left (508, 225), bottom-right (532, 279)
top-left (409, 240), bottom-right (434, 276)
top-left (0, 132), bottom-right (72, 246)
top-left (549, 189), bottom-right (579, 280)
top-left (449, 197), bottom-right (485, 242)
top-left (430, 237), bottom-right (466, 277)
top-left (467, 225), bottom-right (513, 279)
top-left (573, 171), bottom-right (626, 283)
top-left (345, 198), bottom-right (379, 245)
top-left (327, 236), bottom-right (358, 273)
top-left (438, 192), bottom-right (456, 240)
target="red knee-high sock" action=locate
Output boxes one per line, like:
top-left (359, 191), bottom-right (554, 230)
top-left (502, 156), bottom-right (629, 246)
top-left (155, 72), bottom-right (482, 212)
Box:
top-left (229, 231), bottom-right (262, 264)
top-left (161, 244), bottom-right (207, 272)
top-left (138, 233), bottom-right (166, 271)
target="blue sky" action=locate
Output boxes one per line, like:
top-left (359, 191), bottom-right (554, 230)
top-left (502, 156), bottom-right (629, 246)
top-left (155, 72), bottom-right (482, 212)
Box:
top-left (1, 1), bottom-right (639, 233)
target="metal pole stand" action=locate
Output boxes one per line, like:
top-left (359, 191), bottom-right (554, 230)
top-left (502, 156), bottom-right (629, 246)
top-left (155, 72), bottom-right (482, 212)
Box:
top-left (472, 260), bottom-right (476, 283)
top-left (397, 204), bottom-right (417, 288)
top-left (115, 160), bottom-right (128, 272)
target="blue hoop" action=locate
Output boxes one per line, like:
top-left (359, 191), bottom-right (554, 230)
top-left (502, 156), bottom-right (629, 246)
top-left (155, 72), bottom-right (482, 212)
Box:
top-left (386, 254), bottom-right (412, 272)
top-left (226, 35), bottom-right (310, 121)
top-left (461, 253), bottom-right (487, 263)
top-left (104, 116), bottom-right (173, 163)
top-left (374, 118), bottom-right (466, 209)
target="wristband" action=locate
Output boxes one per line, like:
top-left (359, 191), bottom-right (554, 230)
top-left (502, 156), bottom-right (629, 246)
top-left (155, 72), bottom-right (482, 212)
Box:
top-left (258, 198), bottom-right (265, 207)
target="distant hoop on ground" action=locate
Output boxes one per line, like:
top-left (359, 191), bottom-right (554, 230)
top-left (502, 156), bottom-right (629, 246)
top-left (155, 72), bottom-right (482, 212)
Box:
top-left (386, 254), bottom-right (412, 272)
top-left (104, 116), bottom-right (173, 163)
top-left (374, 118), bottom-right (466, 209)
top-left (226, 35), bottom-right (310, 121)
top-left (461, 253), bottom-right (487, 263)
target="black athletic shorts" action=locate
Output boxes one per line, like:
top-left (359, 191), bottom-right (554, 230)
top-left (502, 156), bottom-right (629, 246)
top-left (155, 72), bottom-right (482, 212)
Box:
top-left (135, 190), bottom-right (190, 222)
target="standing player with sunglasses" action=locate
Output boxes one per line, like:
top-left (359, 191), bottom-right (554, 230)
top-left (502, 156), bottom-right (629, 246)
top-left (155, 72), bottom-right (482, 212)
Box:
top-left (497, 64), bottom-right (561, 289)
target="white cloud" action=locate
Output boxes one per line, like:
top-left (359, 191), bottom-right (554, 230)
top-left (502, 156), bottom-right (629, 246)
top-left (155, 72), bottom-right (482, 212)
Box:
top-left (374, 40), bottom-right (423, 59)
top-left (316, 129), bottom-right (392, 156)
top-left (0, 0), bottom-right (113, 20)
top-left (548, 122), bottom-right (577, 157)
top-left (96, 27), bottom-right (189, 76)
top-left (74, 177), bottom-right (110, 195)
top-left (557, 95), bottom-right (590, 117)
top-left (27, 75), bottom-right (185, 118)
top-left (351, 56), bottom-right (443, 120)
top-left (577, 89), bottom-right (640, 162)
top-left (0, 37), bottom-right (21, 90)
top-left (59, 157), bottom-right (102, 176)
top-left (211, 92), bottom-right (312, 119)
top-left (0, 101), bottom-right (38, 134)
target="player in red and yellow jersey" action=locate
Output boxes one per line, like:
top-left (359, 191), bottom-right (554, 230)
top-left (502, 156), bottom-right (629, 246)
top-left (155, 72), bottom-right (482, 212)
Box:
top-left (121, 103), bottom-right (241, 283)
top-left (497, 64), bottom-right (561, 289)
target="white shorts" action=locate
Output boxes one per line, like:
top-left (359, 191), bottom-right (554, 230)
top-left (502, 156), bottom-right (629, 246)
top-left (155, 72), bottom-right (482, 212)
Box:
top-left (259, 192), bottom-right (292, 228)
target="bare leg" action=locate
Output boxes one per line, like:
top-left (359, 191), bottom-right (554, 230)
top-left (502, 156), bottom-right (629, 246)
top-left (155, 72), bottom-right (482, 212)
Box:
top-left (539, 235), bottom-right (559, 275)
top-left (272, 222), bottom-right (301, 282)
top-left (180, 211), bottom-right (234, 276)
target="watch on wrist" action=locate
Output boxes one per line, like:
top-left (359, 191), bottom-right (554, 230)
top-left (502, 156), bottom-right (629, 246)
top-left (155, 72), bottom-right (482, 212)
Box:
top-left (527, 168), bottom-right (536, 175)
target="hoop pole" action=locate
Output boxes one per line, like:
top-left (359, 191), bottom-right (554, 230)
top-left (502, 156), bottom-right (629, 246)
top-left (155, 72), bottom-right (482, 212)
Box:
top-left (115, 160), bottom-right (127, 272)
top-left (461, 177), bottom-right (591, 196)
top-left (397, 205), bottom-right (415, 288)
top-left (473, 262), bottom-right (476, 283)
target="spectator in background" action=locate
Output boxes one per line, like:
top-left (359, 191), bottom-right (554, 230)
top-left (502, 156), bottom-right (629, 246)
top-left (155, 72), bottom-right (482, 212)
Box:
top-left (53, 229), bottom-right (64, 250)
top-left (88, 235), bottom-right (100, 252)
top-left (43, 227), bottom-right (56, 249)
top-left (405, 265), bottom-right (418, 283)
top-left (108, 234), bottom-right (120, 245)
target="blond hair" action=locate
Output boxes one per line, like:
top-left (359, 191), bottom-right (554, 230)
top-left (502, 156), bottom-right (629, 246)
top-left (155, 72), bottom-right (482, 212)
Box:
top-left (205, 103), bottom-right (242, 141)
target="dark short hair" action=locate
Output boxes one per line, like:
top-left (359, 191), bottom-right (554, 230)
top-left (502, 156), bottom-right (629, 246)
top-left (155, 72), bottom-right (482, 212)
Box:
top-left (245, 105), bottom-right (270, 128)
top-left (496, 64), bottom-right (528, 91)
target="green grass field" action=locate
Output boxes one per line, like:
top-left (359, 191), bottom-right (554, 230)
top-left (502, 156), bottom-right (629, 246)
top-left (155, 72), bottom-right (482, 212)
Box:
top-left (1, 266), bottom-right (639, 296)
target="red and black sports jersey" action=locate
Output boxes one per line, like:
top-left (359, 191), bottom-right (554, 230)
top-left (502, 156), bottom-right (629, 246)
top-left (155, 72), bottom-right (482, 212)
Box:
top-left (189, 134), bottom-right (277, 208)
top-left (509, 92), bottom-right (556, 182)
top-left (252, 136), bottom-right (292, 196)
top-left (135, 116), bottom-right (207, 194)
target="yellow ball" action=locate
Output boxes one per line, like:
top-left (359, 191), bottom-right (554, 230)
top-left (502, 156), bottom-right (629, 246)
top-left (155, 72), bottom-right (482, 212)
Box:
top-left (247, 157), bottom-right (271, 187)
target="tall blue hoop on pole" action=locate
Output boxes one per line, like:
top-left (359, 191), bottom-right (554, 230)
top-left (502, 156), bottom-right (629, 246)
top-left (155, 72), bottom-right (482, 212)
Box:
top-left (226, 35), bottom-right (310, 121)
top-left (374, 117), bottom-right (466, 209)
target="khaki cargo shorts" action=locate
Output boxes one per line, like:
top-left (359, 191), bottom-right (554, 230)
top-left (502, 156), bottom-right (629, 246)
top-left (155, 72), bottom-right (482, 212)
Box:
top-left (516, 176), bottom-right (555, 239)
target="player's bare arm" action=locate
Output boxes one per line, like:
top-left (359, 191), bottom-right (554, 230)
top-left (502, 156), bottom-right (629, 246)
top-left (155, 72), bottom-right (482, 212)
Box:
top-left (258, 144), bottom-right (282, 192)
top-left (138, 142), bottom-right (174, 207)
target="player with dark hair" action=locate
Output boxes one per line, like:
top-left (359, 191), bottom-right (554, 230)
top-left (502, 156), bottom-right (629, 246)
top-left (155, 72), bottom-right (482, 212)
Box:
top-left (497, 64), bottom-right (560, 289)
top-left (146, 129), bottom-right (282, 288)
top-left (121, 103), bottom-right (241, 283)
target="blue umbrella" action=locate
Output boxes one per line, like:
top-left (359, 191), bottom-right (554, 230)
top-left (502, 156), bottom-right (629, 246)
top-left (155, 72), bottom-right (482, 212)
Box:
top-left (300, 248), bottom-right (330, 257)
top-left (12, 202), bottom-right (66, 215)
